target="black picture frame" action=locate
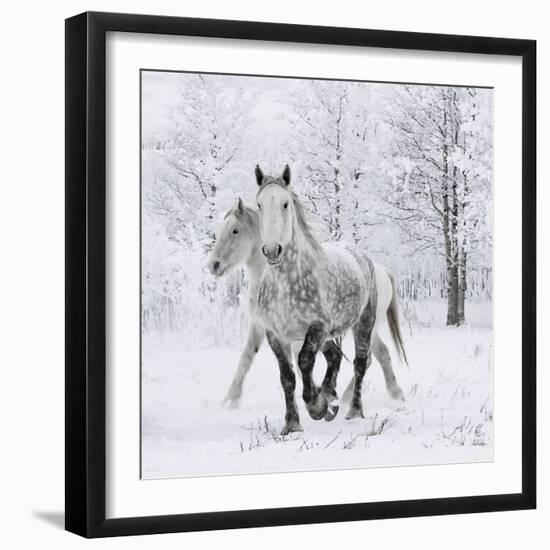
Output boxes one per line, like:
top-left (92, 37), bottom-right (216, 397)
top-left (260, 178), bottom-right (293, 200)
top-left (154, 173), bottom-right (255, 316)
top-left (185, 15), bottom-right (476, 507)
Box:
top-left (65, 11), bottom-right (536, 538)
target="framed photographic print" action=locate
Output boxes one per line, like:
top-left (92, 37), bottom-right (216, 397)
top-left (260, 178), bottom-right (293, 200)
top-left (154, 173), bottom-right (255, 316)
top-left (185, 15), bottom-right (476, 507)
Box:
top-left (65, 11), bottom-right (536, 538)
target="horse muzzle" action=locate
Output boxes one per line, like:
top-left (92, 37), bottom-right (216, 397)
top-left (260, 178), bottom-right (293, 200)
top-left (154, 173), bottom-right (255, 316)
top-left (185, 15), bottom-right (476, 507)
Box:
top-left (261, 244), bottom-right (283, 264)
top-left (208, 259), bottom-right (226, 276)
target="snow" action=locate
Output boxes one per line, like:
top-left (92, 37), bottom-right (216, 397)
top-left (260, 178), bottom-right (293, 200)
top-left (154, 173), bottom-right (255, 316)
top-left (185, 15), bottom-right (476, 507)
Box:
top-left (140, 72), bottom-right (494, 480)
top-left (141, 299), bottom-right (492, 479)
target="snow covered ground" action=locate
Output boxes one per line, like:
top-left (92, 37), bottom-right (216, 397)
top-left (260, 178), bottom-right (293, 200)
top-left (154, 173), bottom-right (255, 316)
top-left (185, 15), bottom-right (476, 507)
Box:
top-left (141, 300), bottom-right (493, 479)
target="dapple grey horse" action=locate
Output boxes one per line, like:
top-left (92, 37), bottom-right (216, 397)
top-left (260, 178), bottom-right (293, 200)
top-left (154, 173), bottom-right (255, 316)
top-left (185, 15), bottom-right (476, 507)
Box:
top-left (254, 165), bottom-right (407, 434)
top-left (208, 194), bottom-right (406, 424)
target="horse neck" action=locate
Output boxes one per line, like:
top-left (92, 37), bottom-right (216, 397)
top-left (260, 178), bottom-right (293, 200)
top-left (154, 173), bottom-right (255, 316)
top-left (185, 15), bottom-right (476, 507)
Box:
top-left (267, 218), bottom-right (322, 281)
top-left (245, 229), bottom-right (265, 288)
top-left (290, 217), bottom-right (323, 269)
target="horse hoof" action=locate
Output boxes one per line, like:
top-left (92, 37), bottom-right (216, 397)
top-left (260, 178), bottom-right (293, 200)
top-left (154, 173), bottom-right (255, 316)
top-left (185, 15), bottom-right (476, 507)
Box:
top-left (281, 421), bottom-right (303, 435)
top-left (324, 400), bottom-right (340, 422)
top-left (389, 386), bottom-right (405, 402)
top-left (304, 389), bottom-right (329, 420)
top-left (345, 407), bottom-right (364, 420)
top-left (308, 407), bottom-right (328, 421)
top-left (307, 398), bottom-right (328, 421)
top-left (222, 397), bottom-right (240, 410)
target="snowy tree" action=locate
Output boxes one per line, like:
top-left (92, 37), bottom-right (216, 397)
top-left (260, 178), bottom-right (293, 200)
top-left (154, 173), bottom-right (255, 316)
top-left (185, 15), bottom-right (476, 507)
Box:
top-left (381, 86), bottom-right (492, 325)
top-left (285, 80), bottom-right (380, 243)
top-left (141, 74), bottom-right (259, 337)
top-left (140, 73), bottom-right (493, 336)
top-left (146, 74), bottom-right (257, 249)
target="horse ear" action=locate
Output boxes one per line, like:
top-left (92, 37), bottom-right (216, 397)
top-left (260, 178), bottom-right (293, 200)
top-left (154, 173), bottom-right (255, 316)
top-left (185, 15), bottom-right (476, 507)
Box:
top-left (236, 197), bottom-right (244, 214)
top-left (255, 165), bottom-right (264, 186)
top-left (282, 164), bottom-right (291, 186)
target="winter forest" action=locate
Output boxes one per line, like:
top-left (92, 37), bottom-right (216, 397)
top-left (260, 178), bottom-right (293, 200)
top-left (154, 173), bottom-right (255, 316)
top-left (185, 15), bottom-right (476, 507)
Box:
top-left (141, 71), bottom-right (493, 479)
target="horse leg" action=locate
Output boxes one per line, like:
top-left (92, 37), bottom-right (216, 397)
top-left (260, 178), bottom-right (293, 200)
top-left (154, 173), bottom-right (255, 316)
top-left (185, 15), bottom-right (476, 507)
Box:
top-left (341, 375), bottom-right (355, 405)
top-left (266, 331), bottom-right (302, 435)
top-left (372, 335), bottom-right (405, 401)
top-left (341, 335), bottom-right (405, 406)
top-left (297, 321), bottom-right (329, 421)
top-left (346, 298), bottom-right (377, 420)
top-left (223, 323), bottom-right (265, 408)
top-left (320, 341), bottom-right (342, 421)
top-left (342, 335), bottom-right (405, 403)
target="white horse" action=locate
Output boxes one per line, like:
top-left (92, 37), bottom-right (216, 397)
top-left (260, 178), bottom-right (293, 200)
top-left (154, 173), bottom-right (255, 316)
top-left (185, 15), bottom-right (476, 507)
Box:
top-left (207, 198), bottom-right (266, 408)
top-left (208, 191), bottom-right (406, 420)
top-left (255, 165), bottom-right (407, 434)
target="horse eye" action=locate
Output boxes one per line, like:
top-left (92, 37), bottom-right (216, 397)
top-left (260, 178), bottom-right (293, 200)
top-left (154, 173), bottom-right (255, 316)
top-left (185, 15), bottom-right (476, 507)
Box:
top-left (232, 228), bottom-right (239, 235)
top-left (284, 202), bottom-right (288, 209)
top-left (257, 204), bottom-right (261, 210)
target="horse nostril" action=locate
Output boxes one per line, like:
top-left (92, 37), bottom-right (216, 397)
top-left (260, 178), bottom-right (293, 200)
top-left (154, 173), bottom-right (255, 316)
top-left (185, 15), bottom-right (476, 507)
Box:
top-left (213, 261), bottom-right (220, 272)
top-left (262, 244), bottom-right (283, 260)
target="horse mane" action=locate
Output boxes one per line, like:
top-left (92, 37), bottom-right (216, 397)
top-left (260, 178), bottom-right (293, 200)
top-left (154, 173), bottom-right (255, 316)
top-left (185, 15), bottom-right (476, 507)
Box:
top-left (290, 191), bottom-right (324, 254)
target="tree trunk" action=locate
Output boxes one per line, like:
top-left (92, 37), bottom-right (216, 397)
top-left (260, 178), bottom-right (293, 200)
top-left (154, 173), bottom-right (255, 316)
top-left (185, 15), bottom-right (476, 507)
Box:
top-left (457, 246), bottom-right (466, 325)
top-left (448, 166), bottom-right (460, 326)
top-left (443, 204), bottom-right (458, 326)
top-left (351, 198), bottom-right (360, 245)
top-left (457, 171), bottom-right (469, 325)
top-left (446, 258), bottom-right (458, 325)
top-left (331, 170), bottom-right (342, 241)
top-left (442, 95), bottom-right (458, 326)
top-left (331, 93), bottom-right (345, 241)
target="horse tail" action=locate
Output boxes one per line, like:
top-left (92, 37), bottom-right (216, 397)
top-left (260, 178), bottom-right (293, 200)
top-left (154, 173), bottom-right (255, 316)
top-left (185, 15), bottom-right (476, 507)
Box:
top-left (387, 272), bottom-right (409, 367)
top-left (334, 336), bottom-right (350, 362)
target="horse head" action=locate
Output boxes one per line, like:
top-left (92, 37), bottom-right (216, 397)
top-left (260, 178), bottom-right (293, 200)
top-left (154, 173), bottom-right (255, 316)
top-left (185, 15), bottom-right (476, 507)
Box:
top-left (255, 164), bottom-right (294, 265)
top-left (207, 197), bottom-right (259, 276)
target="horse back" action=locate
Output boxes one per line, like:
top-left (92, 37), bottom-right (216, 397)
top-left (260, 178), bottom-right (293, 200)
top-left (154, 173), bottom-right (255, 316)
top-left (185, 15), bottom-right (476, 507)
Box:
top-left (321, 244), bottom-right (376, 336)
